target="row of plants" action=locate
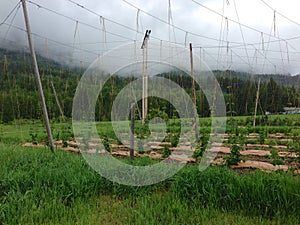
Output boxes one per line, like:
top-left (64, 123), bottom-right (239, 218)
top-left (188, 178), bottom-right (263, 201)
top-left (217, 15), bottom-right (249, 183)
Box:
top-left (227, 114), bottom-right (300, 127)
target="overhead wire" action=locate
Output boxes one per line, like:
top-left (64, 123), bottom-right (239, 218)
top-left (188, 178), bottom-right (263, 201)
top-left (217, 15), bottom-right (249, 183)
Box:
top-left (1, 23), bottom-right (99, 57)
top-left (0, 1), bottom-right (21, 26)
top-left (62, 0), bottom-right (245, 69)
top-left (49, 0), bottom-right (222, 47)
top-left (0, 0), bottom-right (298, 75)
top-left (65, 0), bottom-right (140, 36)
top-left (26, 0), bottom-right (133, 42)
top-left (29, 0), bottom-right (187, 47)
top-left (261, 9), bottom-right (280, 74)
top-left (2, 2), bottom-right (21, 41)
top-left (121, 0), bottom-right (234, 44)
top-left (260, 0), bottom-right (300, 28)
top-left (216, 0), bottom-right (226, 70)
top-left (232, 0), bottom-right (251, 71)
top-left (193, 35), bottom-right (300, 53)
top-left (191, 0), bottom-right (300, 53)
top-left (33, 0), bottom-right (300, 74)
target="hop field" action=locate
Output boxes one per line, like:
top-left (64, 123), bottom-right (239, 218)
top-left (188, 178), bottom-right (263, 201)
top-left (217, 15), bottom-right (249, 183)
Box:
top-left (0, 115), bottom-right (300, 224)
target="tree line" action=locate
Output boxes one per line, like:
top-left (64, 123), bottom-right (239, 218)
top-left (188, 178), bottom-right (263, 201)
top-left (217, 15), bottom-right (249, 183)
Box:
top-left (0, 70), bottom-right (299, 123)
top-left (0, 49), bottom-right (299, 123)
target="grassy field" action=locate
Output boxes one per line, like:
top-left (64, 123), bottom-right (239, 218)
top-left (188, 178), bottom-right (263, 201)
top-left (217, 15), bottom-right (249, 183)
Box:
top-left (0, 143), bottom-right (300, 224)
top-left (0, 115), bottom-right (300, 224)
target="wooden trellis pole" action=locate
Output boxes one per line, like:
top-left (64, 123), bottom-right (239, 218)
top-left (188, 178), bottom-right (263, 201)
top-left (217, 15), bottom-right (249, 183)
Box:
top-left (141, 30), bottom-right (151, 124)
top-left (253, 78), bottom-right (261, 127)
top-left (50, 81), bottom-right (66, 122)
top-left (189, 43), bottom-right (199, 143)
top-left (21, 0), bottom-right (55, 152)
top-left (3, 55), bottom-right (8, 75)
top-left (130, 103), bottom-right (135, 159)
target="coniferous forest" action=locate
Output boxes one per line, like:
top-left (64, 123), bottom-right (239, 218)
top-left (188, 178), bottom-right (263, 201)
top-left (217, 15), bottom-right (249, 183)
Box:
top-left (0, 48), bottom-right (299, 123)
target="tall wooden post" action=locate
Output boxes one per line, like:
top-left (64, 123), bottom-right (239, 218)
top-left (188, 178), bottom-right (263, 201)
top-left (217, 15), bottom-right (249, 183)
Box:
top-left (3, 55), bottom-right (8, 75)
top-left (253, 78), bottom-right (261, 127)
top-left (21, 0), bottom-right (55, 152)
top-left (145, 38), bottom-right (149, 123)
top-left (50, 81), bottom-right (66, 122)
top-left (142, 46), bottom-right (145, 123)
top-left (189, 43), bottom-right (199, 143)
top-left (141, 30), bottom-right (150, 125)
top-left (130, 103), bottom-right (135, 159)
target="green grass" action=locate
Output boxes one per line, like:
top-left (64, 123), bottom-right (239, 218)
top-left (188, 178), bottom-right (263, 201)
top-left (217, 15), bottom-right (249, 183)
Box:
top-left (0, 143), bottom-right (299, 224)
top-left (0, 119), bottom-right (74, 144)
top-left (0, 115), bottom-right (299, 224)
top-left (1, 114), bottom-right (298, 145)
top-left (171, 165), bottom-right (300, 219)
top-left (125, 192), bottom-right (299, 225)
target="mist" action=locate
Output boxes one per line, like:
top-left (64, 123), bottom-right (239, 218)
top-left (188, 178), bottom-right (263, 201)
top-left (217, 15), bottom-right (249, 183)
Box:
top-left (0, 0), bottom-right (299, 75)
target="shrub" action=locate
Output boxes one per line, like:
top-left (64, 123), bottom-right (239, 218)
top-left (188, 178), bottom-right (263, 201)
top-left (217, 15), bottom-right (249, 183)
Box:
top-left (193, 134), bottom-right (209, 161)
top-left (137, 140), bottom-right (144, 154)
top-left (270, 149), bottom-right (279, 158)
top-left (258, 130), bottom-right (267, 144)
top-left (225, 145), bottom-right (242, 166)
top-left (162, 145), bottom-right (171, 158)
top-left (170, 134), bottom-right (179, 147)
top-left (271, 159), bottom-right (284, 166)
top-left (102, 136), bottom-right (111, 152)
top-left (29, 132), bottom-right (38, 145)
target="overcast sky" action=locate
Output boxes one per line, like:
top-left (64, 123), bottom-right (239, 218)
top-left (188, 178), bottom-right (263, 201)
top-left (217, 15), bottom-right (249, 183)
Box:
top-left (0, 0), bottom-right (300, 75)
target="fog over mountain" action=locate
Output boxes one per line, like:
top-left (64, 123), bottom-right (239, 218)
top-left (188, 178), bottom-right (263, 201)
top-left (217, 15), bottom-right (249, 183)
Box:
top-left (0, 0), bottom-right (300, 75)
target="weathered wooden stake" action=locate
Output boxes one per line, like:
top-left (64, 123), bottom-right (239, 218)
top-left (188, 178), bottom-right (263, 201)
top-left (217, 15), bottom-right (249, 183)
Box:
top-left (50, 81), bottom-right (66, 122)
top-left (253, 78), bottom-right (261, 127)
top-left (190, 43), bottom-right (199, 143)
top-left (21, 0), bottom-right (55, 152)
top-left (130, 103), bottom-right (135, 159)
top-left (141, 30), bottom-right (150, 124)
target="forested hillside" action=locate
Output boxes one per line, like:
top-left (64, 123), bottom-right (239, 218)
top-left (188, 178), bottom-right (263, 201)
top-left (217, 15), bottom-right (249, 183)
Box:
top-left (214, 70), bottom-right (300, 89)
top-left (0, 48), bottom-right (299, 123)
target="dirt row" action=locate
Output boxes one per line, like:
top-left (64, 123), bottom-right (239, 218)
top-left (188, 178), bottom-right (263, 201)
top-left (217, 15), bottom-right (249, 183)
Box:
top-left (23, 136), bottom-right (300, 174)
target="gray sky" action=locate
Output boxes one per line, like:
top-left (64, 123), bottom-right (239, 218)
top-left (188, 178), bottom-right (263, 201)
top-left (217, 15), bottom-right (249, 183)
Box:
top-left (0, 0), bottom-right (300, 75)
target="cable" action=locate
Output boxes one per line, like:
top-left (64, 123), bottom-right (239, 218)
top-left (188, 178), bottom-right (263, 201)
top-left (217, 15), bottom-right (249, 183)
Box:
top-left (191, 0), bottom-right (300, 53)
top-left (1, 23), bottom-right (100, 57)
top-left (260, 0), bottom-right (300, 28)
top-left (0, 1), bottom-right (21, 26)
top-left (65, 0), bottom-right (142, 36)
top-left (232, 0), bottom-right (251, 70)
top-left (216, 0), bottom-right (226, 70)
top-left (3, 21), bottom-right (295, 75)
top-left (2, 2), bottom-right (21, 41)
top-left (193, 35), bottom-right (300, 53)
top-left (121, 0), bottom-right (233, 43)
top-left (1, 0), bottom-right (298, 75)
top-left (65, 0), bottom-right (237, 47)
top-left (26, 0), bottom-right (133, 42)
top-left (29, 0), bottom-right (191, 48)
top-left (53, 0), bottom-right (300, 61)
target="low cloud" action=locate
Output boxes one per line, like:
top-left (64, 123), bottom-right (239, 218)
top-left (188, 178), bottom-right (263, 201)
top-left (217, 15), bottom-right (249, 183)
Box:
top-left (0, 0), bottom-right (299, 75)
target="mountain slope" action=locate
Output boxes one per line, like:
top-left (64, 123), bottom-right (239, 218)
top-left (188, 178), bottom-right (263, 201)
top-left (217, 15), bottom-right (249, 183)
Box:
top-left (213, 70), bottom-right (300, 89)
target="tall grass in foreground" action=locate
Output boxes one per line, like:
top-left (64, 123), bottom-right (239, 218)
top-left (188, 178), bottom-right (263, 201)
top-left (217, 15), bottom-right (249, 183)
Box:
top-left (0, 144), bottom-right (299, 224)
top-left (126, 192), bottom-right (300, 225)
top-left (171, 166), bottom-right (300, 218)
